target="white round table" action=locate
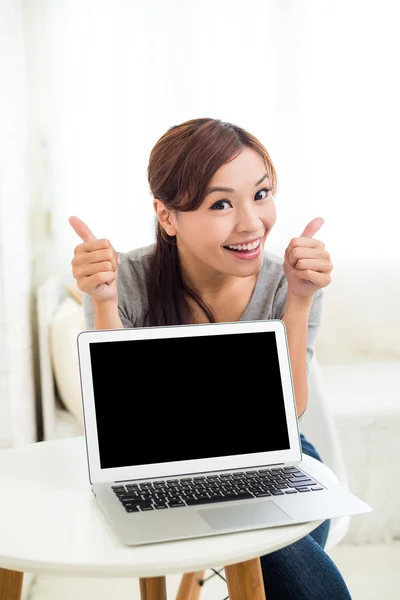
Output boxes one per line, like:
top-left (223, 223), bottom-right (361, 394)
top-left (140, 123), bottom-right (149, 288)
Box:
top-left (0, 436), bottom-right (333, 600)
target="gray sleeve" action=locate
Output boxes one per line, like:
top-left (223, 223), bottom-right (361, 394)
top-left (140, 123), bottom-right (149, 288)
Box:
top-left (82, 292), bottom-right (95, 330)
top-left (271, 277), bottom-right (324, 423)
top-left (271, 276), bottom-right (324, 375)
top-left (82, 292), bottom-right (133, 330)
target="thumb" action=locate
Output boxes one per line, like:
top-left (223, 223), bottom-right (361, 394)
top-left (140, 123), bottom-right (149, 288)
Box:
top-left (69, 215), bottom-right (97, 242)
top-left (300, 216), bottom-right (325, 239)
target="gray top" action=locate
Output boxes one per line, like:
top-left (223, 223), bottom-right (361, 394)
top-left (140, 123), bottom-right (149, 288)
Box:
top-left (83, 244), bottom-right (323, 375)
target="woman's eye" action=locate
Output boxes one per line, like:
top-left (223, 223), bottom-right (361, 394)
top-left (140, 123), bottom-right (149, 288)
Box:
top-left (210, 188), bottom-right (271, 210)
top-left (210, 200), bottom-right (231, 211)
top-left (255, 187), bottom-right (271, 201)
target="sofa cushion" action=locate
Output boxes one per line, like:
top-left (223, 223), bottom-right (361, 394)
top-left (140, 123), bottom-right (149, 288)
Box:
top-left (315, 260), bottom-right (400, 363)
top-left (49, 297), bottom-right (85, 428)
top-left (320, 361), bottom-right (400, 543)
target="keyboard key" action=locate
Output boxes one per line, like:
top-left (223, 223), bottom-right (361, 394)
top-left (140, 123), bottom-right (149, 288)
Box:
top-left (185, 492), bottom-right (253, 506)
top-left (137, 501), bottom-right (153, 509)
top-left (288, 480), bottom-right (314, 488)
top-left (119, 494), bottom-right (145, 502)
top-left (169, 500), bottom-right (186, 507)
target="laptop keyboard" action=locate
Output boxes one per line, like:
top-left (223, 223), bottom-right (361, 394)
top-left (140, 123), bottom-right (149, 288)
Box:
top-left (111, 466), bottom-right (324, 513)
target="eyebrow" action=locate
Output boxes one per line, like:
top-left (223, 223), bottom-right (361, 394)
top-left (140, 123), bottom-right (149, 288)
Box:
top-left (205, 173), bottom-right (269, 196)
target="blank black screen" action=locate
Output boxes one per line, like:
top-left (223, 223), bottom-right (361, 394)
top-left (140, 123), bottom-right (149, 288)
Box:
top-left (89, 331), bottom-right (291, 470)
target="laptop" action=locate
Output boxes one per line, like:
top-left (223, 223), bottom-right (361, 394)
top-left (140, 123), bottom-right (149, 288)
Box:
top-left (77, 319), bottom-right (372, 546)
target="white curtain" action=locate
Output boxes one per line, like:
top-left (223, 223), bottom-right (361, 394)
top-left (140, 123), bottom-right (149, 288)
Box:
top-left (1, 0), bottom-right (399, 445)
top-left (0, 0), bottom-right (36, 448)
top-left (23, 0), bottom-right (399, 285)
top-left (24, 0), bottom-right (288, 286)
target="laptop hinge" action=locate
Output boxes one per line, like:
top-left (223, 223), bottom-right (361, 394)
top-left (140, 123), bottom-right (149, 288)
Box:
top-left (113, 463), bottom-right (288, 484)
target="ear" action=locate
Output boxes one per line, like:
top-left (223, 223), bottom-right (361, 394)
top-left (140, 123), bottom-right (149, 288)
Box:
top-left (153, 198), bottom-right (177, 237)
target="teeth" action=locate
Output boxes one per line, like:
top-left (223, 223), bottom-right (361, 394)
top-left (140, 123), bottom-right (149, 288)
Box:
top-left (227, 239), bottom-right (260, 251)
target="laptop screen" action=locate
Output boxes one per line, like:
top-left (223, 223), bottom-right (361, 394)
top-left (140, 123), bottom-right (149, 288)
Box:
top-left (89, 331), bottom-right (290, 470)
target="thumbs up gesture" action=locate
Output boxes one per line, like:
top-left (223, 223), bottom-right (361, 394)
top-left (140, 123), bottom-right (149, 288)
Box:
top-left (69, 216), bottom-right (120, 303)
top-left (282, 217), bottom-right (333, 299)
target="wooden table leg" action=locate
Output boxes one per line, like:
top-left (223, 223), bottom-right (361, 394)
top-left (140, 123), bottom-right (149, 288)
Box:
top-left (225, 557), bottom-right (266, 600)
top-left (176, 571), bottom-right (205, 600)
top-left (139, 576), bottom-right (167, 600)
top-left (0, 568), bottom-right (23, 600)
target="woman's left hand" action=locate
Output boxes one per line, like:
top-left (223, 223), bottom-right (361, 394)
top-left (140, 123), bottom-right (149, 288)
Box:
top-left (283, 217), bottom-right (333, 299)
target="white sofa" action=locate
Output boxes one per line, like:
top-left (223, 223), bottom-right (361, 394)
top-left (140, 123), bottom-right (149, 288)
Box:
top-left (313, 259), bottom-right (400, 544)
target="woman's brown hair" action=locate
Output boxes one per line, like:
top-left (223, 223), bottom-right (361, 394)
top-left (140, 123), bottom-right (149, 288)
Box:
top-left (144, 117), bottom-right (278, 326)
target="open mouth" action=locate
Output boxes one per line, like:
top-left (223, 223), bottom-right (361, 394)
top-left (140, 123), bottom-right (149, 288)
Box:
top-left (223, 238), bottom-right (261, 253)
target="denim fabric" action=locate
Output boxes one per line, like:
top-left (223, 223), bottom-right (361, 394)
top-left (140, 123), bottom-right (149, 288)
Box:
top-left (259, 434), bottom-right (352, 599)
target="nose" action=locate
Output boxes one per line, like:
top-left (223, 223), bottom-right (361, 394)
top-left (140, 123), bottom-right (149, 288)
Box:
top-left (235, 202), bottom-right (261, 234)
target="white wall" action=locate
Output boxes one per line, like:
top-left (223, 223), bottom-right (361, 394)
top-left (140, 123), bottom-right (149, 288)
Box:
top-left (23, 2), bottom-right (400, 262)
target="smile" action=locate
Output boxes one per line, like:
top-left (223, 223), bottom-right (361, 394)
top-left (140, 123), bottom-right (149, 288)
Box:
top-left (225, 239), bottom-right (261, 252)
top-left (223, 237), bottom-right (263, 261)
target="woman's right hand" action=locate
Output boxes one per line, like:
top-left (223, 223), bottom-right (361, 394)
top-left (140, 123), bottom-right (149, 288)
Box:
top-left (69, 215), bottom-right (120, 303)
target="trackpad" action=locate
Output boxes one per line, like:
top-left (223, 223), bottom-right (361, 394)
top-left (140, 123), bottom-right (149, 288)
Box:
top-left (198, 500), bottom-right (291, 530)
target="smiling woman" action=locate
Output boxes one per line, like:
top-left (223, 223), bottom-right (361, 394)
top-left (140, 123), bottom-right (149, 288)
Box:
top-left (68, 116), bottom-right (347, 600)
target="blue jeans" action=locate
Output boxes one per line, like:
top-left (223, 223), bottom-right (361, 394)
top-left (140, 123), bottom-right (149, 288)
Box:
top-left (259, 434), bottom-right (352, 599)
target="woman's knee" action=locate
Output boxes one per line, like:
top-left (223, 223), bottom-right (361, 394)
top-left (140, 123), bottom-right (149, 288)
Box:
top-left (300, 433), bottom-right (323, 462)
top-left (309, 518), bottom-right (330, 548)
top-left (259, 533), bottom-right (352, 600)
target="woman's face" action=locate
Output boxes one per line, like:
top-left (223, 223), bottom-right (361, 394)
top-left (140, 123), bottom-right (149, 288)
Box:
top-left (159, 147), bottom-right (277, 281)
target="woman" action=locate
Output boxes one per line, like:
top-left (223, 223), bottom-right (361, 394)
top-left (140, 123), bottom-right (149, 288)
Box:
top-left (69, 117), bottom-right (351, 599)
